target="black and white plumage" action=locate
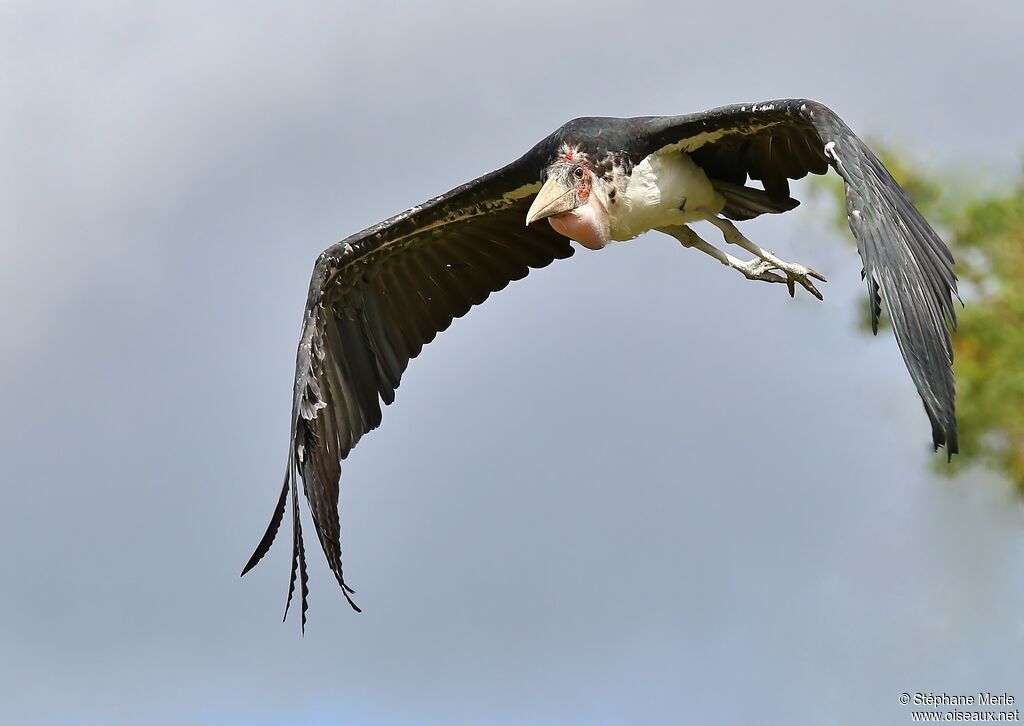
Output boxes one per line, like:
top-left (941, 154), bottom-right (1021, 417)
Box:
top-left (242, 99), bottom-right (958, 630)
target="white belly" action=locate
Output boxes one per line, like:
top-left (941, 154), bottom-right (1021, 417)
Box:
top-left (608, 152), bottom-right (723, 241)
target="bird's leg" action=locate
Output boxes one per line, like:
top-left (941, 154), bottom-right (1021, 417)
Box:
top-left (659, 225), bottom-right (788, 285)
top-left (704, 215), bottom-right (827, 300)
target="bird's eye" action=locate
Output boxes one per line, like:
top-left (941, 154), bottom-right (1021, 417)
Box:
top-left (573, 166), bottom-right (585, 180)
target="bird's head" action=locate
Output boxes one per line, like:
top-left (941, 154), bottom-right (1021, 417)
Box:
top-left (526, 145), bottom-right (611, 250)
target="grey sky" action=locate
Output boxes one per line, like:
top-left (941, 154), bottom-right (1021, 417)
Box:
top-left (2, 2), bottom-right (1023, 724)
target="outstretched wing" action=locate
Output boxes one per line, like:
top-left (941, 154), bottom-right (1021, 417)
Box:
top-left (640, 99), bottom-right (959, 455)
top-left (241, 153), bottom-right (574, 631)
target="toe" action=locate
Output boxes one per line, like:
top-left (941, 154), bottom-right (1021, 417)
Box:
top-left (800, 278), bottom-right (824, 301)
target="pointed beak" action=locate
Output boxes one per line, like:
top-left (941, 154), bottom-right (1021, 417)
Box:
top-left (525, 176), bottom-right (577, 226)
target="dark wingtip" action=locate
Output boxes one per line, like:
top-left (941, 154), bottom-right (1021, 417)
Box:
top-left (299, 537), bottom-right (309, 634)
top-left (282, 470), bottom-right (310, 634)
top-left (921, 384), bottom-right (958, 463)
top-left (342, 586), bottom-right (362, 613)
top-left (935, 440), bottom-right (957, 463)
top-left (930, 420), bottom-right (958, 463)
top-left (241, 472), bottom-right (290, 577)
top-left (946, 430), bottom-right (959, 462)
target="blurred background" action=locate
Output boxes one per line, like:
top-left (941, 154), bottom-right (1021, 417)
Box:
top-left (2, 2), bottom-right (1022, 724)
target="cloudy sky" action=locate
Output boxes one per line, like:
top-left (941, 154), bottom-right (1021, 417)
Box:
top-left (2, 2), bottom-right (1023, 724)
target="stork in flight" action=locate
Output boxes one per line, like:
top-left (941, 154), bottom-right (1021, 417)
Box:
top-left (242, 99), bottom-right (959, 630)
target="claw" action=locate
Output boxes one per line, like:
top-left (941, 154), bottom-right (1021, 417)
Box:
top-left (738, 258), bottom-right (824, 299)
top-left (780, 264), bottom-right (826, 300)
top-left (807, 267), bottom-right (828, 282)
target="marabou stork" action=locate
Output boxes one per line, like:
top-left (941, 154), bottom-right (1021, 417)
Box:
top-left (242, 99), bottom-right (959, 630)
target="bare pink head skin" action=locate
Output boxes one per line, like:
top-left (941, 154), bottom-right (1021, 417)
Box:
top-left (525, 147), bottom-right (611, 250)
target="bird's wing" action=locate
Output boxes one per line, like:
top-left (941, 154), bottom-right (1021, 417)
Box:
top-left (639, 99), bottom-right (958, 455)
top-left (241, 154), bottom-right (574, 630)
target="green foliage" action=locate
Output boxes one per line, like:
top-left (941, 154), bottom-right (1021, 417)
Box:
top-left (817, 147), bottom-right (1024, 491)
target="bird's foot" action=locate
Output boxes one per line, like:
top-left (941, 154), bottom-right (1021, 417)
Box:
top-left (737, 258), bottom-right (787, 284)
top-left (771, 257), bottom-right (827, 300)
top-left (737, 256), bottom-right (827, 300)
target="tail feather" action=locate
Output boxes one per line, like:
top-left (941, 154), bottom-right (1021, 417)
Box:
top-left (713, 179), bottom-right (799, 221)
